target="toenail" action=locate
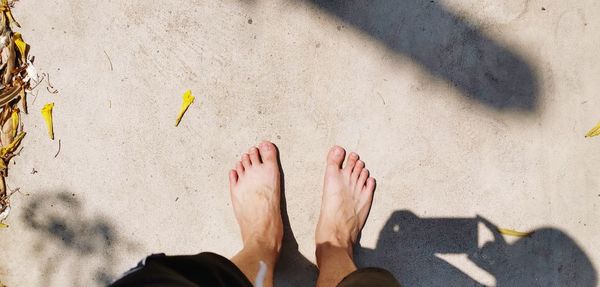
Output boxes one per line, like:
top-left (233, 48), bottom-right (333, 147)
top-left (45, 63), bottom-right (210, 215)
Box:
top-left (259, 142), bottom-right (268, 150)
top-left (334, 147), bottom-right (343, 156)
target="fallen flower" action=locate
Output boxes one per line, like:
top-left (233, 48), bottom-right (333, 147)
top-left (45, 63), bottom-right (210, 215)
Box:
top-left (41, 103), bottom-right (53, 139)
top-left (12, 32), bottom-right (26, 61)
top-left (497, 227), bottom-right (534, 238)
top-left (10, 109), bottom-right (17, 137)
top-left (175, 89), bottom-right (194, 127)
top-left (585, 121), bottom-right (600, 138)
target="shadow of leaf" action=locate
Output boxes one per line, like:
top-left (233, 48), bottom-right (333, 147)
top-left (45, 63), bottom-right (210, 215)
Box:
top-left (21, 191), bottom-right (138, 286)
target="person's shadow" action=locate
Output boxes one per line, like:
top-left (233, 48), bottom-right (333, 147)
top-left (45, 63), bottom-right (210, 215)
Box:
top-left (273, 153), bottom-right (596, 287)
top-left (357, 210), bottom-right (597, 287)
top-left (270, 148), bottom-right (595, 286)
top-left (273, 148), bottom-right (320, 286)
top-left (274, 207), bottom-right (597, 286)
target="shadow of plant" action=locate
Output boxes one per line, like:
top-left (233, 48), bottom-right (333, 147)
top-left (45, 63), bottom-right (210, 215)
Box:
top-left (22, 191), bottom-right (138, 286)
top-left (307, 0), bottom-right (539, 111)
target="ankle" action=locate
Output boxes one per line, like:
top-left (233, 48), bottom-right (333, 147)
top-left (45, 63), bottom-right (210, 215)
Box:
top-left (243, 239), bottom-right (281, 262)
top-left (316, 242), bottom-right (354, 267)
top-left (315, 229), bottom-right (354, 255)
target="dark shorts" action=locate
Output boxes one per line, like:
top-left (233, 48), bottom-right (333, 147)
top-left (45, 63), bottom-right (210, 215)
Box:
top-left (110, 253), bottom-right (400, 287)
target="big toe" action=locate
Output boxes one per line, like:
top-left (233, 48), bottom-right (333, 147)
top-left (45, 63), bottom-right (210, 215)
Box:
top-left (327, 145), bottom-right (346, 168)
top-left (258, 141), bottom-right (278, 164)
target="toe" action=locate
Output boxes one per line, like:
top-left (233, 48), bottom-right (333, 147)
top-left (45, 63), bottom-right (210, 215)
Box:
top-left (235, 161), bottom-right (244, 175)
top-left (249, 147), bottom-right (261, 165)
top-left (326, 145), bottom-right (346, 168)
top-left (365, 177), bottom-right (376, 193)
top-left (241, 153), bottom-right (251, 169)
top-left (351, 160), bottom-right (365, 181)
top-left (358, 177), bottom-right (376, 227)
top-left (344, 152), bottom-right (359, 173)
top-left (229, 169), bottom-right (238, 187)
top-left (357, 168), bottom-right (369, 188)
top-left (258, 141), bottom-right (278, 164)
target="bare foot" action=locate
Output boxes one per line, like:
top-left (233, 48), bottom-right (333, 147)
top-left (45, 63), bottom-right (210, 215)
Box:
top-left (229, 141), bottom-right (283, 286)
top-left (316, 146), bottom-right (376, 256)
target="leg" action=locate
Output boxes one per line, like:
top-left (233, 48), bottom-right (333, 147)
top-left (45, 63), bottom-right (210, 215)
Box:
top-left (111, 253), bottom-right (254, 287)
top-left (111, 142), bottom-right (281, 287)
top-left (315, 146), bottom-right (376, 287)
top-left (229, 141), bottom-right (284, 287)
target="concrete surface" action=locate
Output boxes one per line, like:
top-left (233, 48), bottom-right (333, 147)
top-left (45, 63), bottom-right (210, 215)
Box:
top-left (1, 0), bottom-right (599, 286)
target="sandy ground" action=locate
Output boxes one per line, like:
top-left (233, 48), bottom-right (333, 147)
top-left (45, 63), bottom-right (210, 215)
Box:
top-left (1, 0), bottom-right (599, 286)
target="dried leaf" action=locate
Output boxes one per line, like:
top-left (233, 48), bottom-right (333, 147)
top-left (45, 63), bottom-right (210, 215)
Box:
top-left (0, 158), bottom-right (6, 175)
top-left (41, 103), bottom-right (54, 139)
top-left (0, 111), bottom-right (13, 146)
top-left (18, 87), bottom-right (26, 114)
top-left (0, 222), bottom-right (7, 228)
top-left (0, 106), bottom-right (11, 125)
top-left (585, 121), bottom-right (600, 138)
top-left (175, 90), bottom-right (194, 127)
top-left (497, 228), bottom-right (534, 238)
top-left (0, 0), bottom-right (20, 28)
top-left (0, 173), bottom-right (6, 200)
top-left (0, 201), bottom-right (9, 220)
top-left (2, 34), bottom-right (15, 85)
top-left (0, 131), bottom-right (24, 157)
top-left (0, 84), bottom-right (23, 110)
top-left (0, 82), bottom-right (21, 107)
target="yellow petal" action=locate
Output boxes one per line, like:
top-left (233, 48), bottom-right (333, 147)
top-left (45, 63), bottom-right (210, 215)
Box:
top-left (175, 90), bottom-right (195, 127)
top-left (0, 222), bottom-right (7, 228)
top-left (11, 109), bottom-right (18, 137)
top-left (585, 121), bottom-right (600, 138)
top-left (12, 32), bottom-right (27, 61)
top-left (0, 131), bottom-right (25, 157)
top-left (497, 228), bottom-right (534, 238)
top-left (41, 103), bottom-right (54, 140)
